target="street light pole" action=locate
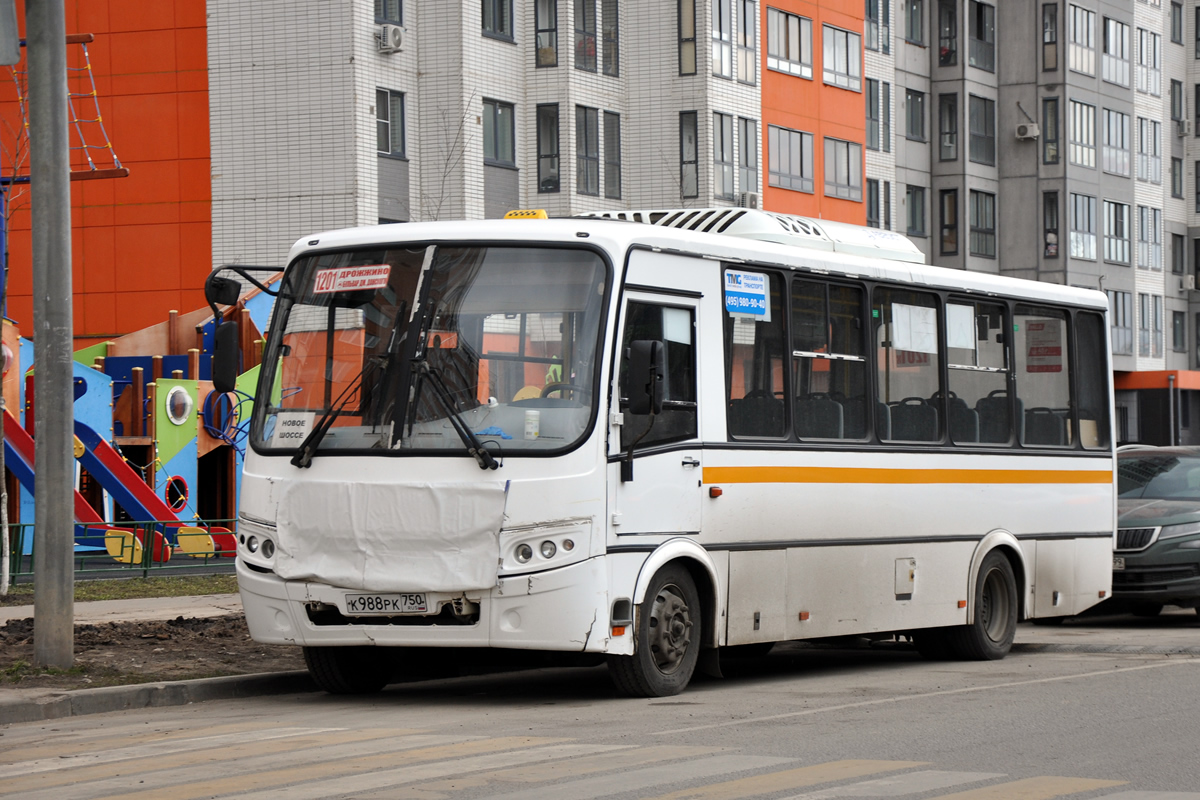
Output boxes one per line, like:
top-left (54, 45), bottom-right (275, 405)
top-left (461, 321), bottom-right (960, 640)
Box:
top-left (27, 0), bottom-right (75, 668)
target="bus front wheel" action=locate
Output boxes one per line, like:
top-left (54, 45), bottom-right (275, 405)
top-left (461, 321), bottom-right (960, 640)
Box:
top-left (946, 550), bottom-right (1018, 660)
top-left (608, 564), bottom-right (701, 697)
top-left (303, 646), bottom-right (391, 694)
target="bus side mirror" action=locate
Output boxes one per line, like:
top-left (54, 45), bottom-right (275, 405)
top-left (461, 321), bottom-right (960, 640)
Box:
top-left (205, 275), bottom-right (241, 307)
top-left (627, 340), bottom-right (664, 416)
top-left (212, 321), bottom-right (240, 394)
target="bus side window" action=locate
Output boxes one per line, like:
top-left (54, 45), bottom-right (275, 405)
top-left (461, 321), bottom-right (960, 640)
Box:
top-left (791, 280), bottom-right (868, 440)
top-left (1014, 304), bottom-right (1072, 447)
top-left (618, 302), bottom-right (698, 449)
top-left (947, 300), bottom-right (1009, 445)
top-left (1074, 311), bottom-right (1111, 450)
top-left (875, 288), bottom-right (943, 442)
top-left (724, 271), bottom-right (786, 438)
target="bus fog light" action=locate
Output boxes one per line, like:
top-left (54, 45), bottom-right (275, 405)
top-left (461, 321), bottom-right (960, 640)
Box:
top-left (247, 536), bottom-right (259, 553)
top-left (261, 539), bottom-right (275, 558)
top-left (540, 541), bottom-right (557, 559)
top-left (515, 544), bottom-right (533, 563)
top-left (562, 539), bottom-right (574, 551)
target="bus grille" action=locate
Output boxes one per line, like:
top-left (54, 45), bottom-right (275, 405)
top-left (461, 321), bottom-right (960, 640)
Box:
top-left (1116, 527), bottom-right (1157, 551)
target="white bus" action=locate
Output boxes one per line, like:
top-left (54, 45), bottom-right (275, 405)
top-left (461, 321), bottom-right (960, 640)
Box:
top-left (206, 208), bottom-right (1115, 697)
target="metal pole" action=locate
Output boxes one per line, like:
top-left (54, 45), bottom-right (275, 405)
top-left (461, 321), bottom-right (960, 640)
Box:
top-left (27, 0), bottom-right (74, 668)
top-left (1168, 373), bottom-right (1176, 447)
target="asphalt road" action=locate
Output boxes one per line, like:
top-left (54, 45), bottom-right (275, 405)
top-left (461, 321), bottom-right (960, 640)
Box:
top-left (2, 623), bottom-right (1198, 800)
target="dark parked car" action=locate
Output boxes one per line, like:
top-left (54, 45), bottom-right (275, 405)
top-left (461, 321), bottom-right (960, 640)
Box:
top-left (1115, 447), bottom-right (1200, 616)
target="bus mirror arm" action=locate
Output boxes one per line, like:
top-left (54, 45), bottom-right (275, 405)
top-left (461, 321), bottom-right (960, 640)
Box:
top-left (620, 340), bottom-right (665, 482)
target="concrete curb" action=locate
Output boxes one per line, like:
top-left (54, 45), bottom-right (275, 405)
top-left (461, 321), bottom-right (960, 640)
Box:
top-left (0, 670), bottom-right (317, 725)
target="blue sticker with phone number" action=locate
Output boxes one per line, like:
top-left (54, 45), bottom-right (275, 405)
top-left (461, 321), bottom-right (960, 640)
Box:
top-left (724, 269), bottom-right (768, 316)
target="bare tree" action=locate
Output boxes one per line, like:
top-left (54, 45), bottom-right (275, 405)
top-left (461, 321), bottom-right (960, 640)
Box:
top-left (417, 90), bottom-right (478, 222)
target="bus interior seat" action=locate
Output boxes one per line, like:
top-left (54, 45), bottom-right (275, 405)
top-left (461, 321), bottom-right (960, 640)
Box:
top-left (875, 400), bottom-right (891, 440)
top-left (946, 395), bottom-right (980, 443)
top-left (729, 391), bottom-right (784, 437)
top-left (889, 397), bottom-right (938, 441)
top-left (1025, 407), bottom-right (1067, 446)
top-left (976, 389), bottom-right (1023, 443)
top-left (795, 393), bottom-right (844, 439)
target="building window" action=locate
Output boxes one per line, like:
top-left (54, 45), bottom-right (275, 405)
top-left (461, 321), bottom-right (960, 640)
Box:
top-left (1068, 5), bottom-right (1095, 75)
top-left (767, 8), bottom-right (813, 78)
top-left (1044, 191), bottom-right (1059, 257)
top-left (940, 189), bottom-right (958, 254)
top-left (1138, 206), bottom-right (1163, 270)
top-left (1069, 192), bottom-right (1097, 260)
top-left (1101, 109), bottom-right (1130, 175)
top-left (536, 0), bottom-right (558, 65)
top-left (968, 95), bottom-right (995, 165)
top-left (1173, 232), bottom-right (1186, 274)
top-left (1042, 97), bottom-right (1059, 163)
top-left (1174, 311), bottom-right (1187, 352)
top-left (375, 0), bottom-right (401, 24)
top-left (576, 105), bottom-right (599, 195)
top-left (938, 93), bottom-right (957, 161)
top-left (866, 180), bottom-right (892, 230)
top-left (1068, 99), bottom-right (1096, 167)
top-left (822, 25), bottom-right (862, 90)
top-left (739, 117), bottom-right (758, 194)
top-left (714, 112), bottom-right (735, 200)
top-left (866, 0), bottom-right (890, 54)
top-left (737, 0), bottom-right (756, 83)
top-left (1101, 18), bottom-right (1130, 86)
top-left (575, 0), bottom-right (597, 71)
top-left (882, 83), bottom-right (891, 151)
top-left (483, 99), bottom-right (515, 166)
top-left (680, 111), bottom-right (698, 197)
top-left (767, 124), bottom-right (814, 192)
top-left (1173, 157), bottom-right (1184, 197)
top-left (969, 190), bottom-right (996, 257)
top-left (1139, 294), bottom-right (1151, 357)
top-left (906, 89), bottom-right (926, 140)
top-left (906, 0), bottom-right (923, 44)
top-left (1137, 118), bottom-right (1161, 183)
top-left (603, 0), bottom-right (619, 75)
top-left (968, 1), bottom-right (995, 71)
top-left (907, 185), bottom-right (926, 236)
top-left (1107, 290), bottom-right (1133, 355)
top-left (604, 111), bottom-right (621, 199)
top-left (536, 104), bottom-right (560, 192)
top-left (938, 0), bottom-right (956, 65)
top-left (1137, 29), bottom-right (1162, 95)
top-left (1043, 4), bottom-right (1058, 70)
top-left (883, 180), bottom-right (891, 229)
top-left (1196, 6), bottom-right (1200, 58)
top-left (1172, 2), bottom-right (1183, 44)
top-left (1171, 79), bottom-right (1184, 120)
top-left (867, 178), bottom-right (881, 227)
top-left (376, 89), bottom-right (405, 157)
top-left (1154, 296), bottom-right (1164, 358)
top-left (823, 138), bottom-right (862, 201)
top-left (867, 79), bottom-right (880, 150)
top-left (483, 0), bottom-right (513, 38)
top-left (680, 0), bottom-right (697, 74)
top-left (867, 81), bottom-right (892, 152)
top-left (713, 0), bottom-right (733, 77)
top-left (1102, 199), bottom-right (1130, 264)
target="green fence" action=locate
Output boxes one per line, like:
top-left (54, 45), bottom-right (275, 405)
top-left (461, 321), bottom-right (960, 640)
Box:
top-left (5, 519), bottom-right (239, 581)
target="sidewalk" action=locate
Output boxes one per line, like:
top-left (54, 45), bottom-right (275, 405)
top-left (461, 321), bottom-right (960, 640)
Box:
top-left (1, 596), bottom-right (1197, 725)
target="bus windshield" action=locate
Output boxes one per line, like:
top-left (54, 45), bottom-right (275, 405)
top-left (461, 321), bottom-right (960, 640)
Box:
top-left (253, 244), bottom-right (609, 458)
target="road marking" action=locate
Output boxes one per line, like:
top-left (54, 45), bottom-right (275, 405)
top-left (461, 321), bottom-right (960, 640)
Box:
top-left (84, 736), bottom-right (564, 800)
top-left (656, 660), bottom-right (1189, 734)
top-left (231, 743), bottom-right (639, 800)
top-left (0, 731), bottom-right (456, 795)
top-left (926, 776), bottom-right (1126, 798)
top-left (466, 755), bottom-right (794, 800)
top-left (0, 720), bottom-right (287, 764)
top-left (1101, 793), bottom-right (1200, 799)
top-left (780, 770), bottom-right (1007, 798)
top-left (640, 760), bottom-right (927, 800)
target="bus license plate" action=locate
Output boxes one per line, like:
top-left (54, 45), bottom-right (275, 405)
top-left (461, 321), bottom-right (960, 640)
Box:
top-left (1113, 557), bottom-right (1125, 571)
top-left (344, 593), bottom-right (428, 615)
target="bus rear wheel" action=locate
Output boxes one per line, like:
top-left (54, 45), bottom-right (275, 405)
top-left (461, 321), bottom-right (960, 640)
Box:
top-left (608, 565), bottom-right (701, 697)
top-left (303, 646), bottom-right (391, 694)
top-left (945, 550), bottom-right (1018, 660)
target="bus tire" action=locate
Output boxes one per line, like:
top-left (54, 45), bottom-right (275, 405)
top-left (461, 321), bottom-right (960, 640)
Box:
top-left (946, 550), bottom-right (1017, 660)
top-left (303, 646), bottom-right (391, 694)
top-left (608, 564), bottom-right (700, 697)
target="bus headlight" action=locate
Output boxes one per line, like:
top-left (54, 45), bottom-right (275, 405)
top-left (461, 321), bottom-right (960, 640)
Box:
top-left (261, 539), bottom-right (276, 559)
top-left (540, 541), bottom-right (557, 559)
top-left (515, 544), bottom-right (534, 563)
top-left (247, 536), bottom-right (259, 553)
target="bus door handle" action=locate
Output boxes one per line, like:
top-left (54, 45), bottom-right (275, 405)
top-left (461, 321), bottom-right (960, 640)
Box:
top-left (681, 457), bottom-right (700, 468)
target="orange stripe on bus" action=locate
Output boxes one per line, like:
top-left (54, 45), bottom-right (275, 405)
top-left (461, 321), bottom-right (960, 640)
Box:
top-left (701, 466), bottom-right (1113, 485)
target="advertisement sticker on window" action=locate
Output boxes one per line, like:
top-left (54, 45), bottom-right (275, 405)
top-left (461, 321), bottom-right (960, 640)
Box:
top-left (1026, 319), bottom-right (1063, 372)
top-left (724, 269), bottom-right (770, 321)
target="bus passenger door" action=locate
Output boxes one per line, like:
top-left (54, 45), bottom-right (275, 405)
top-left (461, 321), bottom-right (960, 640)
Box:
top-left (610, 293), bottom-right (702, 536)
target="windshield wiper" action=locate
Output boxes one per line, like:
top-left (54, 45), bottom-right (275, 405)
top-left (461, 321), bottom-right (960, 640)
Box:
top-left (412, 360), bottom-right (499, 470)
top-left (290, 359), bottom-right (380, 468)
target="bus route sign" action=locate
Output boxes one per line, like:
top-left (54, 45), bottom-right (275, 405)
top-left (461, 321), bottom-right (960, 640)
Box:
top-left (724, 269), bottom-right (769, 320)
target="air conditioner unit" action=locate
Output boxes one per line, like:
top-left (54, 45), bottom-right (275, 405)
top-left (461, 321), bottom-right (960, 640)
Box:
top-left (1015, 122), bottom-right (1040, 140)
top-left (1178, 119), bottom-right (1193, 137)
top-left (1182, 274), bottom-right (1196, 291)
top-left (737, 191), bottom-right (759, 209)
top-left (377, 24), bottom-right (404, 53)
